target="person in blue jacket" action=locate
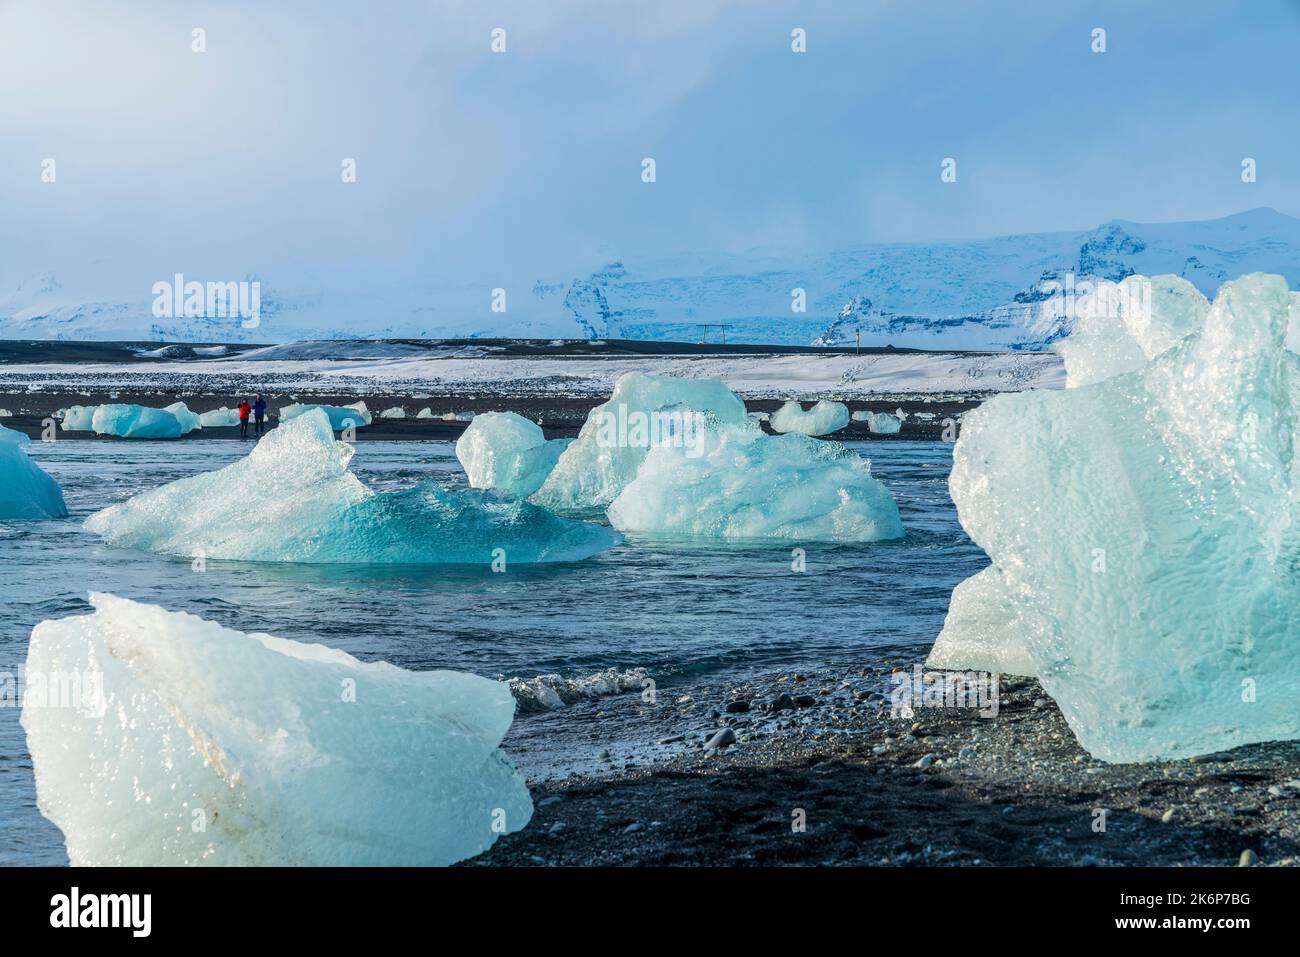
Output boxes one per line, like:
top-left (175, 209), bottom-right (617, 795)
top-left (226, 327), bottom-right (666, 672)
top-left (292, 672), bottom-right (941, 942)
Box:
top-left (253, 394), bottom-right (268, 437)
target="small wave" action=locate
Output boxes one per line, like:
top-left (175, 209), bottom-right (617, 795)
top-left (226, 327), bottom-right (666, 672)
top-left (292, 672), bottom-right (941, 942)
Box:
top-left (508, 667), bottom-right (649, 713)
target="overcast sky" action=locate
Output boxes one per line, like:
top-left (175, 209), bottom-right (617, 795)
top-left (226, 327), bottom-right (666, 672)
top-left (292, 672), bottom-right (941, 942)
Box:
top-left (2, 0), bottom-right (1297, 293)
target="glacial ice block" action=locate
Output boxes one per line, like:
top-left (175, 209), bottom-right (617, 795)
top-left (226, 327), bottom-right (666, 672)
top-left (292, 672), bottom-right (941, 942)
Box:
top-left (0, 425), bottom-right (68, 520)
top-left (852, 410), bottom-right (902, 434)
top-left (606, 423), bottom-right (903, 542)
top-left (198, 406), bottom-right (241, 427)
top-left (769, 399), bottom-right (849, 436)
top-left (933, 273), bottom-right (1300, 762)
top-left (533, 372), bottom-right (749, 509)
top-left (926, 567), bottom-right (1036, 676)
top-left (279, 401), bottom-right (372, 430)
top-left (163, 401), bottom-right (202, 434)
top-left (457, 412), bottom-right (569, 499)
top-left (60, 406), bottom-right (95, 432)
top-left (85, 409), bottom-right (620, 564)
top-left (90, 404), bottom-right (184, 439)
top-left (21, 593), bottom-right (531, 865)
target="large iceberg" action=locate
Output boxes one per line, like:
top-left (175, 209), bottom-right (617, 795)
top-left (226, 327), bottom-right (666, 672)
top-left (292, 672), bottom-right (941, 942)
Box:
top-left (769, 399), bottom-right (849, 436)
top-left (0, 425), bottom-right (68, 520)
top-left (533, 372), bottom-right (749, 509)
top-left (607, 422), bottom-right (903, 542)
top-left (61, 402), bottom-right (188, 438)
top-left (21, 593), bottom-right (531, 865)
top-left (280, 401), bottom-right (371, 430)
top-left (198, 406), bottom-right (241, 428)
top-left (929, 273), bottom-right (1300, 762)
top-left (456, 412), bottom-right (569, 498)
top-left (85, 409), bottom-right (619, 564)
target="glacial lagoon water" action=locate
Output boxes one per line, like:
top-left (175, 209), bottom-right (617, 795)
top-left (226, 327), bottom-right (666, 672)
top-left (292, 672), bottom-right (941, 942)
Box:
top-left (0, 437), bottom-right (983, 865)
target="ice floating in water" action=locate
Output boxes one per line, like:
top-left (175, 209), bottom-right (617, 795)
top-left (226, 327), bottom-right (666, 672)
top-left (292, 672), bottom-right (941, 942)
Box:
top-left (930, 273), bottom-right (1300, 762)
top-left (21, 593), bottom-right (530, 865)
top-left (379, 406), bottom-right (406, 419)
top-left (533, 372), bottom-right (749, 508)
top-left (279, 401), bottom-right (372, 430)
top-left (416, 407), bottom-right (434, 419)
top-left (852, 410), bottom-right (902, 434)
top-left (456, 412), bottom-right (570, 498)
top-left (198, 406), bottom-right (241, 428)
top-left (607, 421), bottom-right (903, 543)
top-left (85, 409), bottom-right (619, 564)
top-left (0, 424), bottom-right (68, 520)
top-left (509, 667), bottom-right (649, 713)
top-left (769, 399), bottom-right (849, 436)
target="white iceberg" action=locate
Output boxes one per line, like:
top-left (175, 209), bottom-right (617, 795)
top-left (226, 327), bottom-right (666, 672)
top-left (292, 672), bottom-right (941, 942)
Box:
top-left (60, 405), bottom-right (96, 432)
top-left (930, 273), bottom-right (1300, 762)
top-left (769, 399), bottom-right (850, 436)
top-left (378, 406), bottom-right (406, 420)
top-left (279, 401), bottom-right (372, 430)
top-left (533, 372), bottom-right (749, 509)
top-left (85, 409), bottom-right (618, 564)
top-left (198, 406), bottom-right (242, 428)
top-left (416, 407), bottom-right (434, 419)
top-left (607, 422), bottom-right (903, 543)
top-left (852, 410), bottom-right (903, 434)
top-left (21, 593), bottom-right (531, 865)
top-left (163, 401), bottom-right (203, 434)
top-left (0, 424), bottom-right (68, 520)
top-left (456, 412), bottom-right (569, 499)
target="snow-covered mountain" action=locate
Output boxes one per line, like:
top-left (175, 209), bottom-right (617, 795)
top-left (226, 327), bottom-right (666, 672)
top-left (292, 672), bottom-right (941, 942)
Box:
top-left (4, 208), bottom-right (1299, 347)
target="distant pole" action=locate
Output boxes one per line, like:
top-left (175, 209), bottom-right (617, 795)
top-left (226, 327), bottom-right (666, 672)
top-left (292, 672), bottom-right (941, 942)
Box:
top-left (855, 329), bottom-right (860, 354)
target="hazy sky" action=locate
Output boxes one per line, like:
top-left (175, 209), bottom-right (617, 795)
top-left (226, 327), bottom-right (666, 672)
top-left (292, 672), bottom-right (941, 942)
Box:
top-left (2, 0), bottom-right (1297, 292)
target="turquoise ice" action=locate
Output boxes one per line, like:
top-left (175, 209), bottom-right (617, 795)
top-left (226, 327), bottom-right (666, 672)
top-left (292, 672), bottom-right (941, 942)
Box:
top-left (769, 399), bottom-right (849, 436)
top-left (930, 273), bottom-right (1300, 762)
top-left (279, 401), bottom-right (371, 430)
top-left (0, 425), bottom-right (68, 520)
top-left (456, 411), bottom-right (569, 498)
top-left (21, 593), bottom-right (531, 865)
top-left (61, 402), bottom-right (189, 438)
top-left (607, 421), bottom-right (903, 543)
top-left (532, 372), bottom-right (749, 508)
top-left (85, 409), bottom-right (619, 564)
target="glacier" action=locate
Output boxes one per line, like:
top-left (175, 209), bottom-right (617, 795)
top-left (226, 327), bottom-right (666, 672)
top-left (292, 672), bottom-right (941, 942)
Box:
top-left (606, 422), bottom-right (903, 543)
top-left (929, 272), bottom-right (1300, 762)
top-left (84, 409), bottom-right (620, 564)
top-left (456, 411), bottom-right (569, 499)
top-left (532, 372), bottom-right (749, 509)
top-left (279, 401), bottom-right (372, 430)
top-left (21, 593), bottom-right (531, 865)
top-left (0, 424), bottom-right (68, 520)
top-left (769, 399), bottom-right (849, 436)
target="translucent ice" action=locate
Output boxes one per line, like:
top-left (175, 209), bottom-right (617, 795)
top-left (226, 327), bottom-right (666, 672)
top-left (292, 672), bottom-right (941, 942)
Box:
top-left (379, 406), bottom-right (406, 419)
top-left (456, 412), bottom-right (569, 498)
top-left (0, 424), bottom-right (68, 520)
top-left (198, 406), bottom-right (241, 427)
top-left (931, 273), bottom-right (1300, 762)
top-left (91, 404), bottom-right (184, 439)
top-left (852, 410), bottom-right (902, 434)
top-left (163, 402), bottom-right (202, 434)
top-left (533, 372), bottom-right (749, 508)
top-left (279, 401), bottom-right (372, 430)
top-left (21, 593), bottom-right (531, 865)
top-left (770, 399), bottom-right (849, 436)
top-left (925, 567), bottom-right (1036, 676)
top-left (60, 406), bottom-right (96, 432)
top-left (85, 409), bottom-right (619, 564)
top-left (607, 422), bottom-right (903, 543)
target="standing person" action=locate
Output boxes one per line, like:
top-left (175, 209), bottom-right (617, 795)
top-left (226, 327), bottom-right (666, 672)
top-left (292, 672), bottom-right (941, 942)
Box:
top-left (253, 394), bottom-right (267, 437)
top-left (238, 398), bottom-right (251, 440)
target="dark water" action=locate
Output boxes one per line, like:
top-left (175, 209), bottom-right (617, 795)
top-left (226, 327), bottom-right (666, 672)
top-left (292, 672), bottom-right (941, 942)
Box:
top-left (0, 437), bottom-right (983, 865)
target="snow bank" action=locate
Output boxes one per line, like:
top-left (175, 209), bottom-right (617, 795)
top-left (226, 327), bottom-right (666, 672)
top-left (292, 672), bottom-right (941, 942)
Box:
top-left (85, 409), bottom-right (620, 564)
top-left (607, 422), bottom-right (902, 542)
top-left (21, 593), bottom-right (531, 865)
top-left (279, 401), bottom-right (372, 430)
top-left (0, 425), bottom-right (68, 520)
top-left (533, 372), bottom-right (749, 508)
top-left (769, 399), bottom-right (849, 436)
top-left (456, 411), bottom-right (569, 498)
top-left (930, 273), bottom-right (1300, 762)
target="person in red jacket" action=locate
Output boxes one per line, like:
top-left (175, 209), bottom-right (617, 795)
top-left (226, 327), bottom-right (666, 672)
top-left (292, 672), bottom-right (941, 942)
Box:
top-left (238, 399), bottom-right (251, 440)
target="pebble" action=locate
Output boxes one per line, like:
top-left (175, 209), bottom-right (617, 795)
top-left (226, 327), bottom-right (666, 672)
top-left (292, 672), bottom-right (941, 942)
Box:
top-left (597, 750), bottom-right (611, 761)
top-left (958, 747), bottom-right (976, 761)
top-left (537, 796), bottom-right (562, 808)
top-left (724, 699), bottom-right (751, 713)
top-left (705, 727), bottom-right (737, 751)
top-left (793, 695), bottom-right (818, 708)
top-left (1238, 849), bottom-right (1258, 867)
top-left (623, 822), bottom-right (642, 835)
top-left (767, 693), bottom-right (796, 712)
top-left (914, 753), bottom-right (936, 769)
top-left (1161, 808), bottom-right (1176, 823)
